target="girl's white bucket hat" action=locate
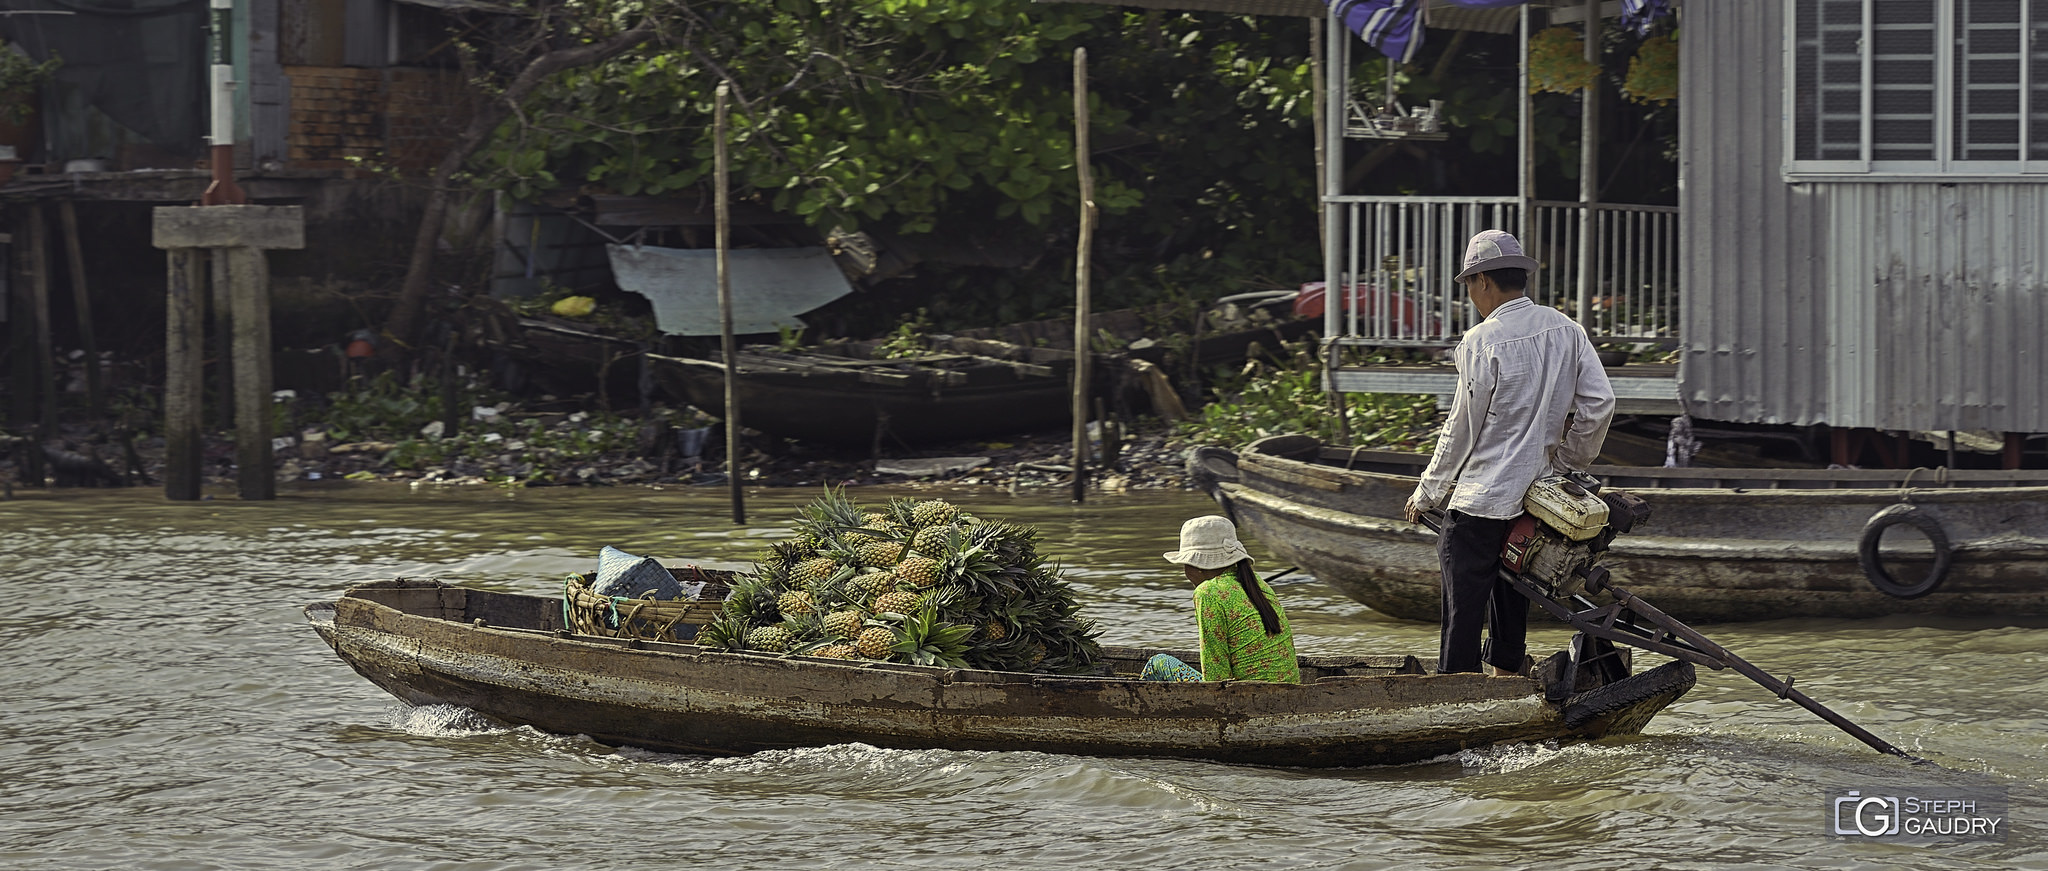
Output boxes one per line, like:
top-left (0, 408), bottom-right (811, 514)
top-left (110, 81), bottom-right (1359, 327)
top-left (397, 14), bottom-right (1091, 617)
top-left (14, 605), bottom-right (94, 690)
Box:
top-left (1162, 515), bottom-right (1254, 570)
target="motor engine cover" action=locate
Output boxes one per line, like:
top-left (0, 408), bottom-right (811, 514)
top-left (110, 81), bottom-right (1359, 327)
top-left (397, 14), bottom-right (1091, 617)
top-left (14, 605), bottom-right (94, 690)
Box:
top-left (1524, 474), bottom-right (1609, 541)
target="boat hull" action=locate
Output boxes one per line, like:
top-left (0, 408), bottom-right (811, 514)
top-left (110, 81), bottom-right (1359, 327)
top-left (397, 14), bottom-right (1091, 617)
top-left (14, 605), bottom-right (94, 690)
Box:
top-left (1194, 435), bottom-right (2048, 623)
top-left (307, 581), bottom-right (1693, 767)
top-left (648, 352), bottom-right (1072, 445)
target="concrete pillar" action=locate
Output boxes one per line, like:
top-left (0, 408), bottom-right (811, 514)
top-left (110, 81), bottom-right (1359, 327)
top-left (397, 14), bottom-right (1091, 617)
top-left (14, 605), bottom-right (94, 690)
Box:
top-left (226, 247), bottom-right (276, 499)
top-left (151, 205), bottom-right (304, 501)
top-left (164, 249), bottom-right (207, 501)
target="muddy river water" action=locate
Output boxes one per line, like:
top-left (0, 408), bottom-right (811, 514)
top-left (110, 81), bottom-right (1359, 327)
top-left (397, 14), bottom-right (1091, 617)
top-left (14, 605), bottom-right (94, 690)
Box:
top-left (1, 484), bottom-right (2042, 869)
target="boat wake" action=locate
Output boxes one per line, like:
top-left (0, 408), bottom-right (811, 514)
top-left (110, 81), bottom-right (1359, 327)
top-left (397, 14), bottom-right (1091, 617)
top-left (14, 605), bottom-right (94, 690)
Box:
top-left (385, 703), bottom-right (506, 738)
top-left (1456, 739), bottom-right (1571, 775)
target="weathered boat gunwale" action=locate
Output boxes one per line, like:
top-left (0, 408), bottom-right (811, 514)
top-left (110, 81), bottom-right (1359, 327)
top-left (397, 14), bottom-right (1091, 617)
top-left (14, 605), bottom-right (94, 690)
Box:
top-left (307, 580), bottom-right (1694, 768)
top-left (1195, 435), bottom-right (2048, 623)
top-left (646, 340), bottom-right (1077, 445)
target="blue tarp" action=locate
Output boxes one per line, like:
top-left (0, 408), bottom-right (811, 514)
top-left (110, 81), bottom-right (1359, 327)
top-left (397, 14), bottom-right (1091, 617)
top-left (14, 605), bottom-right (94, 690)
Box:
top-left (606, 245), bottom-right (854, 337)
top-left (1328, 0), bottom-right (1672, 63)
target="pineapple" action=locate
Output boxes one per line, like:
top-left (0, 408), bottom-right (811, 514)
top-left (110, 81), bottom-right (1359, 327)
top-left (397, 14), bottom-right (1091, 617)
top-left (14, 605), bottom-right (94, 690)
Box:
top-left (790, 558), bottom-right (838, 587)
top-left (910, 524), bottom-right (954, 557)
top-left (776, 590), bottom-right (817, 617)
top-left (873, 590), bottom-right (921, 616)
top-left (850, 570), bottom-right (895, 600)
top-left (812, 644), bottom-right (860, 659)
top-left (747, 625), bottom-right (794, 653)
top-left (911, 499), bottom-right (959, 528)
top-left (856, 540), bottom-right (905, 568)
top-left (746, 488), bottom-right (1102, 675)
top-left (897, 556), bottom-right (942, 589)
top-left (855, 626), bottom-right (896, 659)
top-left (762, 540), bottom-right (812, 573)
top-left (823, 609), bottom-right (865, 638)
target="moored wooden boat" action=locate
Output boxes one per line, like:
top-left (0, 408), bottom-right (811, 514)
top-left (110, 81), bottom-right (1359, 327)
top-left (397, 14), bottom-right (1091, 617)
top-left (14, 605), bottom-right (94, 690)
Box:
top-left (646, 337), bottom-right (1076, 445)
top-left (1190, 434), bottom-right (2048, 623)
top-left (305, 579), bottom-right (1696, 768)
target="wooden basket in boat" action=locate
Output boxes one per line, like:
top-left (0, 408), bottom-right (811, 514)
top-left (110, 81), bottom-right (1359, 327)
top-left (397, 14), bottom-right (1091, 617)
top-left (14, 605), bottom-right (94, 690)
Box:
top-left (562, 566), bottom-right (736, 642)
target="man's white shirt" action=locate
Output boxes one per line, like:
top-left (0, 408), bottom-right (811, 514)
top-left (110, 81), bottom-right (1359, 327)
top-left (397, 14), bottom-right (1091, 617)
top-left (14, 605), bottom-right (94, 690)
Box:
top-left (1410, 296), bottom-right (1616, 519)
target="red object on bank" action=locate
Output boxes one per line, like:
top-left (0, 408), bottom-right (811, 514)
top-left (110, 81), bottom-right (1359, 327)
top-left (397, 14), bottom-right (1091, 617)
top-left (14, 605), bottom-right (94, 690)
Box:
top-left (1292, 282), bottom-right (1440, 335)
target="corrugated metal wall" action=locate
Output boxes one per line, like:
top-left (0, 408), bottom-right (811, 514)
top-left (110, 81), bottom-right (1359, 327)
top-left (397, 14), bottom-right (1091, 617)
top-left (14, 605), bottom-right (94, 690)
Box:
top-left (1681, 1), bottom-right (2048, 433)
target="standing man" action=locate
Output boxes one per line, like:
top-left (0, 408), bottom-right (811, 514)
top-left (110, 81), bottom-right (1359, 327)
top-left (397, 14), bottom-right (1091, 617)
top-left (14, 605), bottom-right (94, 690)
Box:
top-left (1403, 230), bottom-right (1615, 676)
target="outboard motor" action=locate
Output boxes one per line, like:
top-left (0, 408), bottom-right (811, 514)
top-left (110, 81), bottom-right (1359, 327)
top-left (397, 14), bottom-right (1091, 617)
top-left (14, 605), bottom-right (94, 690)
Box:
top-left (1499, 470), bottom-right (1651, 597)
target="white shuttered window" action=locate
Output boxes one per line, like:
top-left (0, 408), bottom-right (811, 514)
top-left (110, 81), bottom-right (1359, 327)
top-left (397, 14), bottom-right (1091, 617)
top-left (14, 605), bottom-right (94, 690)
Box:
top-left (1788, 0), bottom-right (2048, 176)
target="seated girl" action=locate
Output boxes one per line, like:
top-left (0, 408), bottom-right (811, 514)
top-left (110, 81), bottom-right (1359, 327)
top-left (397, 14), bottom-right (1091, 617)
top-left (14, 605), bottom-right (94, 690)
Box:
top-left (1142, 515), bottom-right (1300, 684)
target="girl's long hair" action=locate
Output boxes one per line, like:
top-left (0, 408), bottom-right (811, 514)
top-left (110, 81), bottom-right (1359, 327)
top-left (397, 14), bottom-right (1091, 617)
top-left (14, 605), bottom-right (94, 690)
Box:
top-left (1231, 559), bottom-right (1282, 636)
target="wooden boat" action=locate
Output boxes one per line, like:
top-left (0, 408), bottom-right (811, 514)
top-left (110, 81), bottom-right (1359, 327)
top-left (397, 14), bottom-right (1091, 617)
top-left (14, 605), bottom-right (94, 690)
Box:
top-left (1190, 434), bottom-right (2048, 623)
top-left (945, 295), bottom-right (1317, 373)
top-left (304, 578), bottom-right (1697, 768)
top-left (646, 336), bottom-right (1077, 445)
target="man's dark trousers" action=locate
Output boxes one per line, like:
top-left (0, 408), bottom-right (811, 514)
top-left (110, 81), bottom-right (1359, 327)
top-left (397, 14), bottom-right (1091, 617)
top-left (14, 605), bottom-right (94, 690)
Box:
top-left (1436, 509), bottom-right (1526, 674)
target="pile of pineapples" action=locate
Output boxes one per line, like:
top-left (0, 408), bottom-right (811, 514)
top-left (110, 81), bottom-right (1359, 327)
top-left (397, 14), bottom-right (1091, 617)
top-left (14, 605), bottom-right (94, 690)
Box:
top-left (696, 490), bottom-right (1102, 674)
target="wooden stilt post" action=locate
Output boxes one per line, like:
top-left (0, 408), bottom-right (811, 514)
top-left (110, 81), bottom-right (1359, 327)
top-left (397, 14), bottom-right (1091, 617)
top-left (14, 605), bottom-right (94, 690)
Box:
top-left (1071, 47), bottom-right (1094, 504)
top-left (56, 201), bottom-right (103, 418)
top-left (27, 205), bottom-right (55, 437)
top-left (164, 249), bottom-right (206, 500)
top-left (715, 82), bottom-right (744, 524)
top-left (2005, 432), bottom-right (2025, 470)
top-left (6, 222), bottom-right (32, 430)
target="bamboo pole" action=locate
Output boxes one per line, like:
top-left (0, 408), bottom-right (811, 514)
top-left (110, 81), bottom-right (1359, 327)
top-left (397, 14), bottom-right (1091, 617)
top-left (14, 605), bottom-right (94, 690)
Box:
top-left (716, 82), bottom-right (744, 524)
top-left (1071, 48), bottom-right (1094, 504)
top-left (1576, 0), bottom-right (1600, 327)
top-left (1312, 16), bottom-right (1351, 444)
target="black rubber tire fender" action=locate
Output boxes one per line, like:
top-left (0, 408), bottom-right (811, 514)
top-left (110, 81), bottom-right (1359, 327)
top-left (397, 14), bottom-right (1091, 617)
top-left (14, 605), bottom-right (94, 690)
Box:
top-left (1857, 503), bottom-right (1953, 599)
top-left (1562, 659), bottom-right (1698, 729)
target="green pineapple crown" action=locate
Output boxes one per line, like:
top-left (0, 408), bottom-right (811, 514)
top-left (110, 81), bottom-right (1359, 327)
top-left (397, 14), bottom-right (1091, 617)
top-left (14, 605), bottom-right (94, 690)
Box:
top-left (891, 606), bottom-right (975, 669)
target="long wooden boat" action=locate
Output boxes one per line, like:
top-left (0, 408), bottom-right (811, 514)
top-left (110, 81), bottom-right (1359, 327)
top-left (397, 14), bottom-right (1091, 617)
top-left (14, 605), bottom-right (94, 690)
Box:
top-left (305, 579), bottom-right (1696, 768)
top-left (1191, 434), bottom-right (2048, 623)
top-left (646, 337), bottom-right (1076, 445)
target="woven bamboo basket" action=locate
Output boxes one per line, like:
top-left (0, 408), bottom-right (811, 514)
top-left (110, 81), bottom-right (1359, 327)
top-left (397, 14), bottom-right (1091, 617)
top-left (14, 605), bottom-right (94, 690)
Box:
top-left (562, 566), bottom-right (736, 642)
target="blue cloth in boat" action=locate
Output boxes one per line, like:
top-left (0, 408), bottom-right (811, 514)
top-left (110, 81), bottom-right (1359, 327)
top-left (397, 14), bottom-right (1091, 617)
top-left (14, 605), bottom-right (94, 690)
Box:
top-left (1141, 654), bottom-right (1202, 683)
top-left (592, 546), bottom-right (694, 600)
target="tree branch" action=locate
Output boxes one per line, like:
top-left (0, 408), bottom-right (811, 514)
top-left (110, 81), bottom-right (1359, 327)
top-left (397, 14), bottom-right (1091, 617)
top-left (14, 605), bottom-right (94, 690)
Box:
top-left (382, 21), bottom-right (660, 354)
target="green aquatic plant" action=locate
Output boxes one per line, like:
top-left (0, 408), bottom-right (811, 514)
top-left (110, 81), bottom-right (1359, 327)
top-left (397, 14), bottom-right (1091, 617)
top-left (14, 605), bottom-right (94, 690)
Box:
top-left (1171, 342), bottom-right (1441, 450)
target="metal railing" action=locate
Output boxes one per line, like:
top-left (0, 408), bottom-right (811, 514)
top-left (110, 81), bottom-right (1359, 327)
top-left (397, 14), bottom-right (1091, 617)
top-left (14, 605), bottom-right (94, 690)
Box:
top-left (1324, 196), bottom-right (1680, 347)
top-left (1530, 200), bottom-right (1681, 346)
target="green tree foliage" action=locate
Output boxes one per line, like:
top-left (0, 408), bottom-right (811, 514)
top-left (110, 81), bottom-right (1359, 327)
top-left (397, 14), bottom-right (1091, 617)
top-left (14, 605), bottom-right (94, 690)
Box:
top-left (461, 6), bottom-right (1673, 332)
top-left (472, 2), bottom-right (1325, 330)
top-left (481, 0), bottom-right (1135, 229)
